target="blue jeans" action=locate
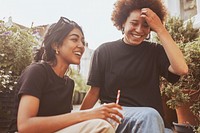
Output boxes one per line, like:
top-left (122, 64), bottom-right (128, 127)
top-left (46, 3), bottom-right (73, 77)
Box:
top-left (116, 107), bottom-right (173, 133)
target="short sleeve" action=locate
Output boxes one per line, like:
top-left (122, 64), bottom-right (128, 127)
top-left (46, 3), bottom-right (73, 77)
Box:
top-left (157, 45), bottom-right (180, 84)
top-left (17, 63), bottom-right (47, 100)
top-left (87, 45), bottom-right (106, 87)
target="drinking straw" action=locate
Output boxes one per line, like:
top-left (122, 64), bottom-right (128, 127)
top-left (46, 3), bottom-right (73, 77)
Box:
top-left (116, 89), bottom-right (120, 104)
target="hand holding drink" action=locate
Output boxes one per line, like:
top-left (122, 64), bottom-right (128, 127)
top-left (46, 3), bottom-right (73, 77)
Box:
top-left (107, 89), bottom-right (123, 130)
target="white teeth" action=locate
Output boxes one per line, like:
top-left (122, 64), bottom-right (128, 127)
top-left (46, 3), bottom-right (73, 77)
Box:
top-left (133, 34), bottom-right (142, 38)
top-left (74, 52), bottom-right (81, 56)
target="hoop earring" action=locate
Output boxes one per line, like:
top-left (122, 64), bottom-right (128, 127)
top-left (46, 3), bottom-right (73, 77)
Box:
top-left (146, 33), bottom-right (151, 40)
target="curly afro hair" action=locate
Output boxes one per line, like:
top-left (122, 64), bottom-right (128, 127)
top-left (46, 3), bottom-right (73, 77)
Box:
top-left (111, 0), bottom-right (167, 30)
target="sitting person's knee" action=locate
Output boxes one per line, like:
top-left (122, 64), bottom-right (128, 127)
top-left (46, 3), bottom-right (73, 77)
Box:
top-left (141, 107), bottom-right (163, 122)
top-left (144, 107), bottom-right (160, 116)
top-left (90, 119), bottom-right (115, 133)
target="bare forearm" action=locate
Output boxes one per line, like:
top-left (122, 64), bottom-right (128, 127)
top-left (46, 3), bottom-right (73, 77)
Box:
top-left (19, 98), bottom-right (123, 133)
top-left (18, 111), bottom-right (90, 133)
top-left (157, 29), bottom-right (188, 75)
top-left (141, 8), bottom-right (188, 75)
top-left (80, 87), bottom-right (100, 110)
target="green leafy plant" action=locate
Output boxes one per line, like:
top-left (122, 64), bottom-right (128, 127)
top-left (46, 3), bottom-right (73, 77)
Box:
top-left (165, 16), bottom-right (199, 43)
top-left (0, 20), bottom-right (38, 76)
top-left (68, 67), bottom-right (90, 104)
top-left (161, 37), bottom-right (200, 111)
top-left (160, 16), bottom-right (200, 129)
top-left (0, 70), bottom-right (17, 93)
top-left (0, 19), bottom-right (38, 125)
top-left (69, 68), bottom-right (90, 93)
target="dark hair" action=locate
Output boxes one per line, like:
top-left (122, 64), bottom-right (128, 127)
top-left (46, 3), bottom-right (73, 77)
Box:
top-left (111, 0), bottom-right (167, 30)
top-left (34, 17), bottom-right (84, 64)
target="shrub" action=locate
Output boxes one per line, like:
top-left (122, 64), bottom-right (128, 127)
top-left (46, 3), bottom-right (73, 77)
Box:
top-left (160, 16), bottom-right (200, 128)
top-left (165, 16), bottom-right (199, 43)
top-left (0, 20), bottom-right (38, 76)
top-left (0, 19), bottom-right (38, 123)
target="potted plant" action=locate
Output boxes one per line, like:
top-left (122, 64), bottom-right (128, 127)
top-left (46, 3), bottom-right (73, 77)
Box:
top-left (161, 36), bottom-right (200, 133)
top-left (158, 16), bottom-right (200, 132)
top-left (162, 38), bottom-right (200, 132)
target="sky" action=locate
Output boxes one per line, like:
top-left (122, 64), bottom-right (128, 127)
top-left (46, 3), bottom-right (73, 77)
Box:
top-left (0, 0), bottom-right (122, 50)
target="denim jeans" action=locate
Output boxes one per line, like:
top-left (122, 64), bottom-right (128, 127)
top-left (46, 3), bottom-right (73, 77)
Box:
top-left (116, 107), bottom-right (173, 133)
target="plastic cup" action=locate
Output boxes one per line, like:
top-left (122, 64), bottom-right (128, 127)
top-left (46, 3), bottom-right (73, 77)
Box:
top-left (107, 108), bottom-right (123, 130)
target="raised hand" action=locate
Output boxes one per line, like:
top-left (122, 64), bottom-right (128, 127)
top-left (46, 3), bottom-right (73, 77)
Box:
top-left (141, 8), bottom-right (165, 34)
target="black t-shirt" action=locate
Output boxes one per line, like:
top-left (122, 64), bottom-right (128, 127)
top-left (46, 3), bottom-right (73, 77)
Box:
top-left (9, 62), bottom-right (74, 132)
top-left (87, 39), bottom-right (180, 117)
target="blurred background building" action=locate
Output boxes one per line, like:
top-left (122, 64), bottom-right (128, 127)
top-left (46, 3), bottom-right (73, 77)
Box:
top-left (164, 0), bottom-right (200, 28)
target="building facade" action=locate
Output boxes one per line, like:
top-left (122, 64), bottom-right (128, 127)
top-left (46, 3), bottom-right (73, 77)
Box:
top-left (164, 0), bottom-right (200, 28)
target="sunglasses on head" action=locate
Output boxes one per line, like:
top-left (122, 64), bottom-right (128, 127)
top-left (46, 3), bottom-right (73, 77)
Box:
top-left (50, 17), bottom-right (75, 33)
top-left (58, 17), bottom-right (73, 25)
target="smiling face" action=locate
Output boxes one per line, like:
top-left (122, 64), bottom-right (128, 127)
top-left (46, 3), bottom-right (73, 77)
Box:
top-left (56, 28), bottom-right (85, 65)
top-left (123, 10), bottom-right (151, 45)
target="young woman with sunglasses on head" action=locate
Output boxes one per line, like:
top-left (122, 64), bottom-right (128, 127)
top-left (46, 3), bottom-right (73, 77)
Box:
top-left (8, 17), bottom-right (123, 133)
top-left (80, 0), bottom-right (188, 133)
